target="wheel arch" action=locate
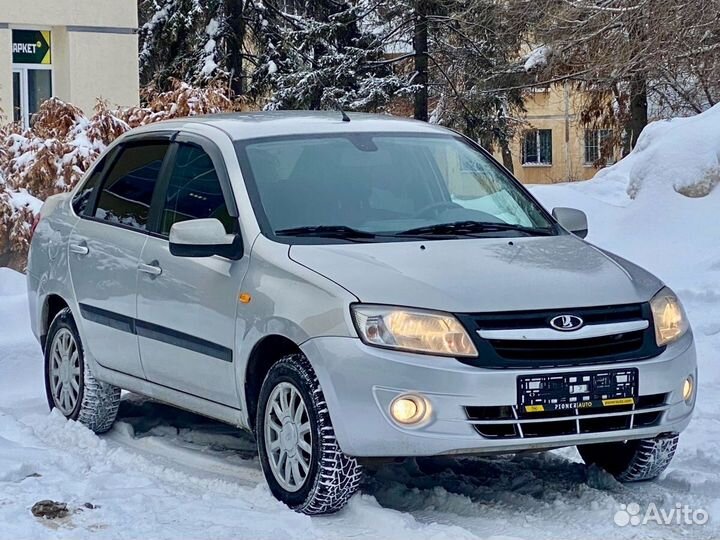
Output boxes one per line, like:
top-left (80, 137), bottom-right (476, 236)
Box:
top-left (243, 334), bottom-right (303, 432)
top-left (41, 294), bottom-right (71, 349)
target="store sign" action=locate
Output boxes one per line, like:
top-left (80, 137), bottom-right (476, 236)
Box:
top-left (12, 30), bottom-right (51, 64)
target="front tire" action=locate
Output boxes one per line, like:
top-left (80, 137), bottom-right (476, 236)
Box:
top-left (256, 354), bottom-right (363, 515)
top-left (577, 434), bottom-right (679, 481)
top-left (44, 308), bottom-right (121, 433)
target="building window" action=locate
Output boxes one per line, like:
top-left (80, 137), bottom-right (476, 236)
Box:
top-left (585, 129), bottom-right (614, 165)
top-left (522, 129), bottom-right (552, 165)
top-left (11, 29), bottom-right (53, 127)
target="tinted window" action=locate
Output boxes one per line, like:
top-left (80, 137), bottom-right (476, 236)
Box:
top-left (95, 143), bottom-right (169, 230)
top-left (160, 143), bottom-right (233, 235)
top-left (72, 154), bottom-right (110, 215)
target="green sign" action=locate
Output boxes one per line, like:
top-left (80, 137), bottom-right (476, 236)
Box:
top-left (12, 30), bottom-right (51, 64)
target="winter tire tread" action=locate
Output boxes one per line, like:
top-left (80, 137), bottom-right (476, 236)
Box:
top-left (44, 307), bottom-right (121, 434)
top-left (257, 353), bottom-right (363, 515)
top-left (578, 433), bottom-right (679, 482)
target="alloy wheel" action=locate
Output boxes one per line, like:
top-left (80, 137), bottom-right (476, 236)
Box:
top-left (263, 381), bottom-right (313, 492)
top-left (48, 328), bottom-right (81, 415)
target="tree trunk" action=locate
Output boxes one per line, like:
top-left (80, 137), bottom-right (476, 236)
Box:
top-left (226, 0), bottom-right (247, 96)
top-left (625, 74), bottom-right (648, 155)
top-left (501, 141), bottom-right (514, 173)
top-left (413, 1), bottom-right (429, 122)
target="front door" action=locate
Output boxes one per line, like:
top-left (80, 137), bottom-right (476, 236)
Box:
top-left (137, 139), bottom-right (247, 407)
top-left (69, 141), bottom-right (171, 378)
top-left (11, 67), bottom-right (52, 127)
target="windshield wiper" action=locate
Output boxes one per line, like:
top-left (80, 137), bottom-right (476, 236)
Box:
top-left (275, 225), bottom-right (377, 240)
top-left (395, 220), bottom-right (554, 237)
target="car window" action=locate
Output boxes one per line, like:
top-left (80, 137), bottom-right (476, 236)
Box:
top-left (94, 143), bottom-right (169, 231)
top-left (243, 137), bottom-right (443, 232)
top-left (72, 153), bottom-right (110, 216)
top-left (160, 143), bottom-right (234, 235)
top-left (239, 134), bottom-right (551, 236)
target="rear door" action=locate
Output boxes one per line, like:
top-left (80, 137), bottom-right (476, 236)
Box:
top-left (136, 134), bottom-right (247, 406)
top-left (69, 137), bottom-right (172, 378)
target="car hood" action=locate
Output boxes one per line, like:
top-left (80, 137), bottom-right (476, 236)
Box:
top-left (288, 235), bottom-right (663, 313)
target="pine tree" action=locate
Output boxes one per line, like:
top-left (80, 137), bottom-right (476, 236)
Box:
top-left (139, 0), bottom-right (230, 88)
top-left (137, 0), bottom-right (531, 167)
top-left (248, 1), bottom-right (401, 111)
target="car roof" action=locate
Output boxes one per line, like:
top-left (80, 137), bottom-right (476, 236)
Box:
top-left (130, 111), bottom-right (454, 141)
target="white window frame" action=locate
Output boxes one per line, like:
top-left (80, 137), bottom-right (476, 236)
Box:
top-left (584, 129), bottom-right (614, 166)
top-left (522, 129), bottom-right (553, 167)
top-left (10, 25), bottom-right (54, 128)
top-left (12, 66), bottom-right (53, 128)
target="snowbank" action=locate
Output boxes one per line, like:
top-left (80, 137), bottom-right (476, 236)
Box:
top-left (1, 174), bottom-right (720, 538)
top-left (593, 103), bottom-right (720, 199)
top-left (0, 266), bottom-right (26, 296)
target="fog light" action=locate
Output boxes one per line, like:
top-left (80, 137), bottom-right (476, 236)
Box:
top-left (682, 376), bottom-right (694, 402)
top-left (390, 394), bottom-right (429, 425)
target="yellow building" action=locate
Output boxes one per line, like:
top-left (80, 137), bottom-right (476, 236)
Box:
top-left (500, 84), bottom-right (617, 184)
top-left (0, 0), bottom-right (139, 127)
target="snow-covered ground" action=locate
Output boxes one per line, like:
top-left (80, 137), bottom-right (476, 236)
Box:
top-left (2, 108), bottom-right (720, 538)
top-left (1, 180), bottom-right (719, 539)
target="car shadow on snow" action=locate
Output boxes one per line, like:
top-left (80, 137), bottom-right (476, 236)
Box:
top-left (116, 394), bottom-right (258, 459)
top-left (361, 453), bottom-right (599, 513)
top-left (115, 393), bottom-right (627, 512)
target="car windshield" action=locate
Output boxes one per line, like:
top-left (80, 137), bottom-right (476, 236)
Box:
top-left (235, 133), bottom-right (555, 242)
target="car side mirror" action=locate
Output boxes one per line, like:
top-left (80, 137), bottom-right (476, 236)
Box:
top-left (169, 218), bottom-right (243, 260)
top-left (552, 207), bottom-right (588, 238)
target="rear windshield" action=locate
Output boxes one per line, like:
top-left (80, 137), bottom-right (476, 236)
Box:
top-left (235, 133), bottom-right (554, 241)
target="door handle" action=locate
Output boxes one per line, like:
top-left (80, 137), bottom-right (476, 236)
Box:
top-left (138, 261), bottom-right (162, 278)
top-left (69, 243), bottom-right (89, 256)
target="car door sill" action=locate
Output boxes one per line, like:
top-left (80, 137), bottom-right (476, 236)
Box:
top-left (91, 361), bottom-right (245, 428)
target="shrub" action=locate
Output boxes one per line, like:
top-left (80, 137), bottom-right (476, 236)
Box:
top-left (0, 79), bottom-right (244, 271)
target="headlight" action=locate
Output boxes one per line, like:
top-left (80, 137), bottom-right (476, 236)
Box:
top-left (351, 304), bottom-right (478, 357)
top-left (650, 287), bottom-right (689, 346)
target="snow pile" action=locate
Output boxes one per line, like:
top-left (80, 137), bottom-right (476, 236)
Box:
top-left (2, 178), bottom-right (720, 538)
top-left (592, 103), bottom-right (720, 199)
top-left (524, 45), bottom-right (551, 72)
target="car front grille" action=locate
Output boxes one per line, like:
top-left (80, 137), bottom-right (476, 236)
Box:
top-left (465, 393), bottom-right (667, 439)
top-left (489, 330), bottom-right (645, 362)
top-left (456, 303), bottom-right (664, 368)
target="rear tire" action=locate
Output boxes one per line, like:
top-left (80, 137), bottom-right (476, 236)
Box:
top-left (256, 354), bottom-right (363, 515)
top-left (44, 308), bottom-right (121, 434)
top-left (577, 434), bottom-right (679, 481)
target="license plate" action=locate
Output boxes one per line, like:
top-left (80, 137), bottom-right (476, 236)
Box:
top-left (517, 369), bottom-right (638, 414)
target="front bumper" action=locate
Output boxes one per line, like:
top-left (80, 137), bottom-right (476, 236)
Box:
top-left (302, 333), bottom-right (697, 457)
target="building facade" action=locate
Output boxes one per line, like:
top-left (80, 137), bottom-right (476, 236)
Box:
top-left (0, 0), bottom-right (139, 126)
top-left (500, 84), bottom-right (617, 184)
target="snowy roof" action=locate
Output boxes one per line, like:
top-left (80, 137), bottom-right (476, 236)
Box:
top-left (127, 111), bottom-right (451, 141)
